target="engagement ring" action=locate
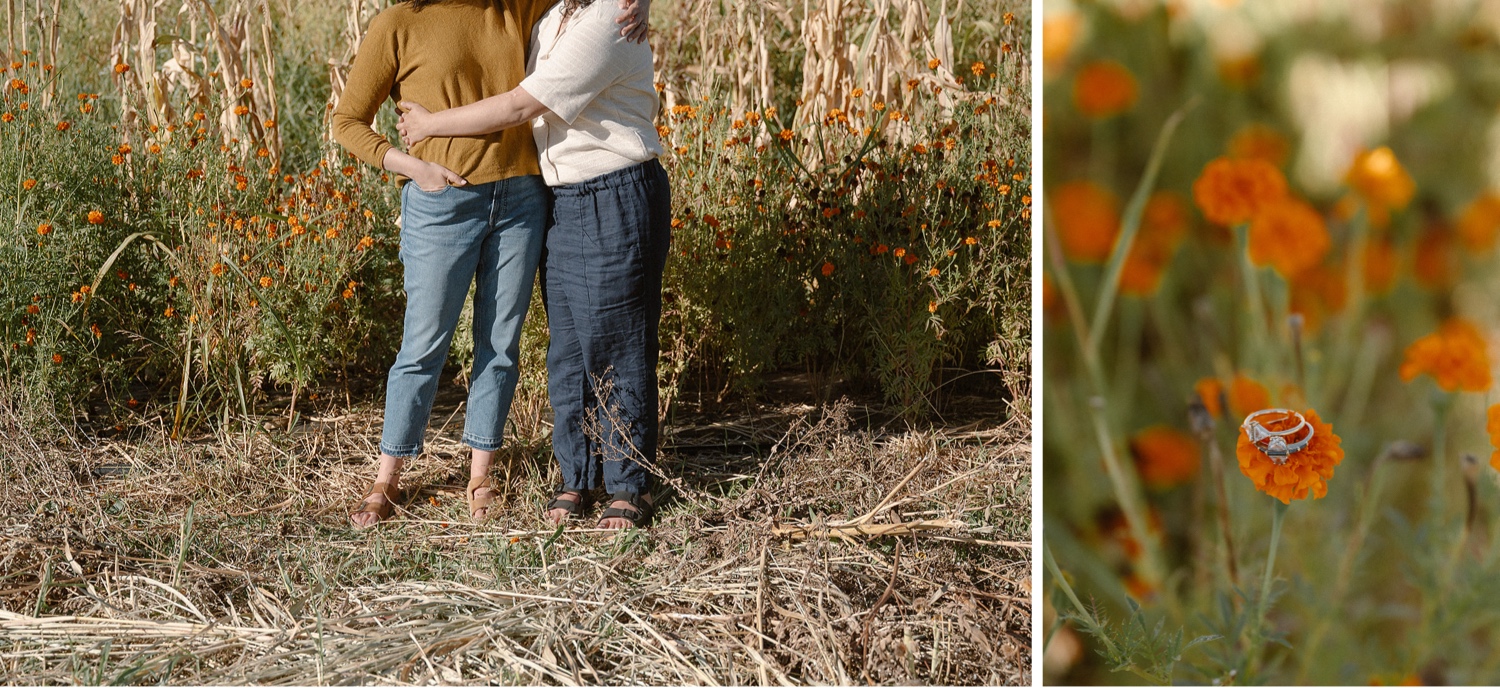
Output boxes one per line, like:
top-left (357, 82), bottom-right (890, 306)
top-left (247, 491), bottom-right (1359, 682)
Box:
top-left (1241, 409), bottom-right (1313, 464)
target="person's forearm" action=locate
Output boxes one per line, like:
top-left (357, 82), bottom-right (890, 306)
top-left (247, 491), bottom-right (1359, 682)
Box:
top-left (425, 90), bottom-right (545, 137)
top-left (381, 148), bottom-right (429, 178)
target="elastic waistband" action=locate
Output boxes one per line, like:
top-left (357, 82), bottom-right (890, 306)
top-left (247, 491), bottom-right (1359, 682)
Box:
top-left (552, 159), bottom-right (664, 197)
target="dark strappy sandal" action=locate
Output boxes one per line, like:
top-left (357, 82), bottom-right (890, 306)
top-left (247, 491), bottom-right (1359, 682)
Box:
top-left (598, 490), bottom-right (653, 529)
top-left (544, 489), bottom-right (593, 521)
top-left (350, 481), bottom-right (401, 528)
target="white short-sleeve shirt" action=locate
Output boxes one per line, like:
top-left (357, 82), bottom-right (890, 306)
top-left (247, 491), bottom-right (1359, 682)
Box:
top-left (518, 0), bottom-right (664, 186)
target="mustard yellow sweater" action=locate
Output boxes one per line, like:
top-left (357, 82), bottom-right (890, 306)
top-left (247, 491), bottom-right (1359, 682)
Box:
top-left (332, 0), bottom-right (555, 185)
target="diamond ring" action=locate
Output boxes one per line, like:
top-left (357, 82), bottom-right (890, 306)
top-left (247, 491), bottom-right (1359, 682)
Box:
top-left (1241, 409), bottom-right (1313, 464)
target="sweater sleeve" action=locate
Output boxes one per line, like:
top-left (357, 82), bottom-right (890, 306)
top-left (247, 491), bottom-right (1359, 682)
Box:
top-left (331, 11), bottom-right (399, 169)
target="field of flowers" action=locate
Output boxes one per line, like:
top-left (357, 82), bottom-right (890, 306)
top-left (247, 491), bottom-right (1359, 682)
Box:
top-left (0, 0), bottom-right (1029, 433)
top-left (0, 0), bottom-right (1030, 684)
top-left (1043, 0), bottom-right (1500, 684)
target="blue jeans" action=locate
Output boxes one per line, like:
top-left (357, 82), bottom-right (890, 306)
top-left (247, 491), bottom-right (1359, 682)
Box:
top-left (379, 176), bottom-right (549, 457)
top-left (541, 160), bottom-right (672, 495)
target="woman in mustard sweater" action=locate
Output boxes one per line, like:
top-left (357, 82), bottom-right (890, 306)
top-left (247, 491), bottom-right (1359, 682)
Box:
top-left (397, 0), bottom-right (669, 529)
top-left (332, 0), bottom-right (646, 528)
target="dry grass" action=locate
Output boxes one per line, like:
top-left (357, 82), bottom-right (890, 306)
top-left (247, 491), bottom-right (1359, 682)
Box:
top-left (0, 393), bottom-right (1028, 685)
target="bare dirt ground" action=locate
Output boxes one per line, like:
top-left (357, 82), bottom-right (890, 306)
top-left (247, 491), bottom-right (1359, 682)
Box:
top-left (0, 378), bottom-right (1029, 685)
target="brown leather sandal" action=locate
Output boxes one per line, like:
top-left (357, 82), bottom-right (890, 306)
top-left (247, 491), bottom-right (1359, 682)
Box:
top-left (467, 474), bottom-right (498, 521)
top-left (350, 481), bottom-right (401, 527)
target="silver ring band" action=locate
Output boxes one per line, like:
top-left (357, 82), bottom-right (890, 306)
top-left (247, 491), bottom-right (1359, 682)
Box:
top-left (1241, 408), bottom-right (1313, 464)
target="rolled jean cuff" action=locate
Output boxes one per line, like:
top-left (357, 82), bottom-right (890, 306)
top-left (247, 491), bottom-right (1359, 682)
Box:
top-left (463, 433), bottom-right (505, 452)
top-left (380, 441), bottom-right (423, 458)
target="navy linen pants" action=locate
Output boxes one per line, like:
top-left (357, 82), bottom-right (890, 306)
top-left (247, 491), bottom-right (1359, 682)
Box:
top-left (541, 159), bottom-right (672, 496)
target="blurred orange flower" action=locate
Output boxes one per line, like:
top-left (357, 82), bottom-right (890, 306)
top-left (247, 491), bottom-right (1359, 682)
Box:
top-left (1236, 408), bottom-right (1344, 504)
top-left (1051, 180), bottom-right (1119, 263)
top-left (1487, 404), bottom-right (1500, 471)
top-left (1414, 223), bottom-right (1456, 290)
top-left (1043, 12), bottom-right (1082, 78)
top-left (1289, 263), bottom-right (1348, 332)
top-left (1457, 193), bottom-right (1500, 252)
top-left (1362, 239), bottom-right (1398, 295)
top-left (1072, 60), bottom-right (1138, 119)
top-left (1345, 147), bottom-right (1414, 219)
top-left (1247, 198), bottom-right (1330, 278)
top-left (1192, 156), bottom-right (1288, 227)
top-left (1129, 426), bottom-right (1201, 488)
top-left (1399, 318), bottom-right (1492, 392)
top-left (1118, 192), bottom-right (1190, 296)
top-left (1194, 378), bottom-right (1224, 418)
top-left (86, 210), bottom-right (104, 225)
top-left (1228, 373), bottom-right (1271, 417)
top-left (1227, 123), bottom-right (1290, 167)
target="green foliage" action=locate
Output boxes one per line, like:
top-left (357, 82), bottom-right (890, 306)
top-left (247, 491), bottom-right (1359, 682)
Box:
top-left (0, 73), bottom-right (399, 428)
top-left (660, 60), bottom-right (1030, 413)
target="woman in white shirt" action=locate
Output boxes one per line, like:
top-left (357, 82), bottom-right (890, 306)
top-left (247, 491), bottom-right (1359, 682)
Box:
top-left (398, 0), bottom-right (667, 529)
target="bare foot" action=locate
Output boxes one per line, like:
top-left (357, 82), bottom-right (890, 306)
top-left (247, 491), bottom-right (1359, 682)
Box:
top-left (546, 491), bottom-right (583, 524)
top-left (598, 493), bottom-right (652, 530)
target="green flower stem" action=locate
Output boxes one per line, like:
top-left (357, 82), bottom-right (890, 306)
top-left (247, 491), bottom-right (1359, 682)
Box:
top-left (1429, 390), bottom-right (1455, 522)
top-left (1295, 446), bottom-right (1393, 682)
top-left (1237, 224), bottom-right (1269, 371)
top-left (1248, 498), bottom-right (1289, 676)
top-left (1086, 102), bottom-right (1193, 359)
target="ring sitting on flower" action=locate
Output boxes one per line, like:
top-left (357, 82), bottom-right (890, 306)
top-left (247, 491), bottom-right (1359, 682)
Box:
top-left (1241, 409), bottom-right (1314, 464)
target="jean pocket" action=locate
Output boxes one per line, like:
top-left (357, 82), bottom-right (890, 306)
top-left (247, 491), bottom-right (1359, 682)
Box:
top-left (408, 181), bottom-right (453, 195)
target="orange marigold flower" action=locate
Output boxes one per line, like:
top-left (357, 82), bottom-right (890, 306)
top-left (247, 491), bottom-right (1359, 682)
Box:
top-left (1399, 318), bottom-right (1492, 392)
top-left (1345, 146), bottom-right (1415, 216)
top-left (1487, 404), bottom-right (1500, 471)
top-left (56, 120), bottom-right (70, 131)
top-left (1130, 426), bottom-right (1201, 489)
top-left (52, 353), bottom-right (63, 364)
top-left (1363, 238), bottom-right (1398, 295)
top-left (1236, 408), bottom-right (1344, 504)
top-left (1072, 60), bottom-right (1138, 119)
top-left (259, 276), bottom-right (274, 288)
top-left (233, 105), bottom-right (250, 116)
top-left (22, 178), bottom-right (35, 190)
top-left (821, 262), bottom-right (835, 276)
top-left (114, 63), bottom-right (129, 74)
top-left (1289, 263), bottom-right (1349, 333)
top-left (1194, 378), bottom-right (1224, 418)
top-left (904, 253), bottom-right (918, 265)
top-left (778, 129), bottom-right (794, 141)
top-left (1247, 197), bottom-right (1330, 278)
top-left (1227, 123), bottom-right (1290, 167)
top-left (36, 222), bottom-right (52, 236)
top-left (1414, 223), bottom-right (1455, 290)
top-left (0, 112), bottom-right (13, 123)
top-left (86, 210), bottom-right (104, 225)
top-left (1457, 193), bottom-right (1500, 252)
top-left (1227, 373), bottom-right (1271, 418)
top-left (1119, 191), bottom-right (1192, 296)
top-left (1043, 13), bottom-right (1081, 78)
top-left (1051, 180), bottom-right (1120, 264)
top-left (928, 58), bottom-right (941, 70)
top-left (1192, 156), bottom-right (1288, 226)
top-left (240, 78), bottom-right (254, 89)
